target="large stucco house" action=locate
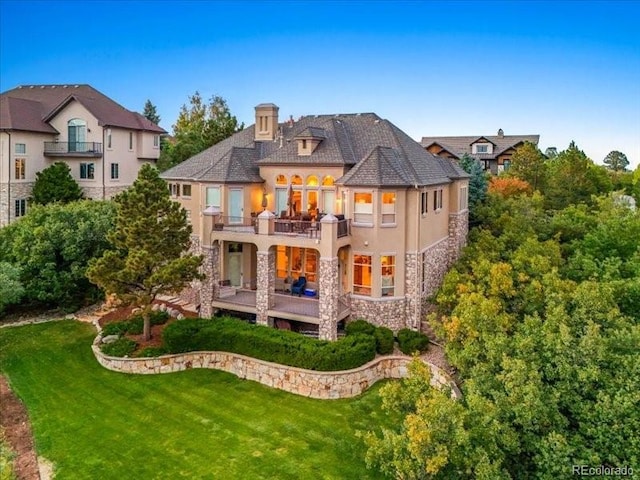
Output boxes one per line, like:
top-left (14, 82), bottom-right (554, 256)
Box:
top-left (162, 104), bottom-right (469, 340)
top-left (0, 84), bottom-right (165, 226)
top-left (422, 130), bottom-right (540, 174)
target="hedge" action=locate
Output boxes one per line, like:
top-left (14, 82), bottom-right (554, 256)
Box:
top-left (162, 317), bottom-right (376, 371)
top-left (397, 328), bottom-right (429, 354)
top-left (346, 319), bottom-right (394, 355)
top-left (101, 338), bottom-right (137, 357)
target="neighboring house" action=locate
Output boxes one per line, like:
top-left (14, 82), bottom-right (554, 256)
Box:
top-left (422, 129), bottom-right (540, 174)
top-left (0, 84), bottom-right (166, 225)
top-left (162, 104), bottom-right (469, 340)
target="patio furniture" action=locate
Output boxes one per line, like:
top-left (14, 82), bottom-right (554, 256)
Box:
top-left (291, 276), bottom-right (307, 296)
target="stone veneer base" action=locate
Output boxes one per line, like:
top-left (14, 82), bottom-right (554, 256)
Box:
top-left (92, 335), bottom-right (460, 400)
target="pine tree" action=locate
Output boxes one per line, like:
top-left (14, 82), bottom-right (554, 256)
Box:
top-left (87, 164), bottom-right (202, 340)
top-left (30, 161), bottom-right (84, 205)
top-left (142, 99), bottom-right (161, 125)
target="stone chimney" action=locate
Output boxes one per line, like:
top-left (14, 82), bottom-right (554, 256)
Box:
top-left (497, 128), bottom-right (504, 138)
top-left (255, 103), bottom-right (279, 141)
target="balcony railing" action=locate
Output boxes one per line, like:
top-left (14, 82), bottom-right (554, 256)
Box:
top-left (44, 142), bottom-right (103, 156)
top-left (210, 215), bottom-right (351, 240)
top-left (337, 219), bottom-right (351, 238)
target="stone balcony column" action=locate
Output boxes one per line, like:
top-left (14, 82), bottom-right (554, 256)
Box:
top-left (255, 249), bottom-right (275, 326)
top-left (199, 241), bottom-right (220, 318)
top-left (318, 256), bottom-right (339, 341)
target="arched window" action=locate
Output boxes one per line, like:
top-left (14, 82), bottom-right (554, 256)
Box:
top-left (306, 175), bottom-right (319, 187)
top-left (291, 175), bottom-right (303, 186)
top-left (322, 175), bottom-right (335, 186)
top-left (275, 174), bottom-right (287, 185)
top-left (68, 118), bottom-right (87, 152)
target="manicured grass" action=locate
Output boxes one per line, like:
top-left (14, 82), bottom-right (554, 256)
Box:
top-left (0, 321), bottom-right (396, 479)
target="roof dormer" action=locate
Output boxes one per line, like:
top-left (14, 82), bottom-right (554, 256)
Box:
top-left (295, 127), bottom-right (326, 156)
top-left (470, 136), bottom-right (495, 154)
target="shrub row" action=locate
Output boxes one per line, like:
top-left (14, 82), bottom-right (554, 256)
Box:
top-left (345, 319), bottom-right (394, 355)
top-left (162, 317), bottom-right (376, 371)
top-left (102, 310), bottom-right (170, 336)
top-left (101, 337), bottom-right (137, 357)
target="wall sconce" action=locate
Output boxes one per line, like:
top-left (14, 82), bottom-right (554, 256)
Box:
top-left (261, 187), bottom-right (268, 211)
top-left (364, 240), bottom-right (369, 246)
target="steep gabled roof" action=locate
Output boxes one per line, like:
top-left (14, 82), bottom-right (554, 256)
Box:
top-left (421, 134), bottom-right (540, 159)
top-left (162, 110), bottom-right (468, 187)
top-left (0, 96), bottom-right (58, 133)
top-left (0, 84), bottom-right (165, 133)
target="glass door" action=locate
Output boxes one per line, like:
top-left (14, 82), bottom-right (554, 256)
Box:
top-left (228, 188), bottom-right (243, 224)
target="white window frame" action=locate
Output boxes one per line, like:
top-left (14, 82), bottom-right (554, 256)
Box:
top-left (381, 254), bottom-right (396, 296)
top-left (106, 129), bottom-right (112, 149)
top-left (460, 186), bottom-right (468, 210)
top-left (182, 184), bottom-right (192, 197)
top-left (353, 191), bottom-right (373, 225)
top-left (153, 135), bottom-right (160, 148)
top-left (129, 132), bottom-right (134, 150)
top-left (433, 188), bottom-right (443, 211)
top-left (110, 163), bottom-right (119, 180)
top-left (381, 192), bottom-right (396, 225)
top-left (421, 191), bottom-right (428, 215)
top-left (80, 163), bottom-right (95, 180)
top-left (353, 253), bottom-right (372, 296)
top-left (15, 143), bottom-right (26, 154)
top-left (14, 198), bottom-right (27, 218)
top-left (14, 158), bottom-right (26, 180)
top-left (206, 186), bottom-right (221, 207)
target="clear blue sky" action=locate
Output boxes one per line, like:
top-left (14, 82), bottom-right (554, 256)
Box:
top-left (2, 0), bottom-right (639, 168)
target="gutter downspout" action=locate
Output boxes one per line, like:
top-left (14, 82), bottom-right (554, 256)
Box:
top-left (6, 131), bottom-right (11, 225)
top-left (102, 127), bottom-right (106, 199)
top-left (415, 184), bottom-right (421, 331)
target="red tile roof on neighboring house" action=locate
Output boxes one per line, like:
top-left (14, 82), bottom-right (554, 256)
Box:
top-left (0, 84), bottom-right (166, 133)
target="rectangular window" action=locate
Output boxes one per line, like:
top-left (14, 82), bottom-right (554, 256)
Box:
top-left (129, 132), bottom-right (133, 150)
top-left (353, 254), bottom-right (372, 296)
top-left (476, 144), bottom-right (488, 153)
top-left (206, 186), bottom-right (220, 206)
top-left (381, 255), bottom-right (395, 296)
top-left (14, 158), bottom-right (25, 180)
top-left (107, 129), bottom-right (112, 149)
top-left (302, 139), bottom-right (307, 149)
top-left (80, 163), bottom-right (95, 179)
top-left (421, 191), bottom-right (428, 214)
top-left (276, 245), bottom-right (289, 279)
top-left (275, 188), bottom-right (288, 216)
top-left (460, 186), bottom-right (468, 210)
top-left (381, 192), bottom-right (396, 224)
top-left (305, 250), bottom-right (317, 282)
top-left (433, 189), bottom-right (443, 211)
top-left (110, 163), bottom-right (119, 180)
top-left (182, 184), bottom-right (192, 197)
top-left (15, 143), bottom-right (26, 154)
top-left (168, 183), bottom-right (180, 196)
top-left (354, 192), bottom-right (373, 224)
top-left (14, 199), bottom-right (27, 218)
top-left (153, 135), bottom-right (159, 147)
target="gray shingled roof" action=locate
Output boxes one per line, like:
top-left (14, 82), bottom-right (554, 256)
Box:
top-left (0, 84), bottom-right (166, 133)
top-left (162, 110), bottom-right (468, 187)
top-left (421, 134), bottom-right (540, 159)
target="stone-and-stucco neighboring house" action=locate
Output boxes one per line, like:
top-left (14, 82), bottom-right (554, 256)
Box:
top-left (162, 104), bottom-right (470, 340)
top-left (422, 129), bottom-right (540, 174)
top-left (0, 84), bottom-right (166, 226)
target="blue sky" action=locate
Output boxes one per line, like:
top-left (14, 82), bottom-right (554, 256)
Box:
top-left (2, 0), bottom-right (639, 168)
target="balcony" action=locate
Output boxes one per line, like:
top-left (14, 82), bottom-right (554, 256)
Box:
top-left (44, 142), bottom-right (103, 157)
top-left (212, 215), bottom-right (350, 240)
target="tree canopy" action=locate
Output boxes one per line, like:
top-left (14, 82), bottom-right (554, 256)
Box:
top-left (142, 99), bottom-right (161, 125)
top-left (363, 188), bottom-right (640, 478)
top-left (508, 141), bottom-right (546, 191)
top-left (603, 150), bottom-right (629, 172)
top-left (87, 164), bottom-right (203, 339)
top-left (158, 92), bottom-right (243, 171)
top-left (30, 161), bottom-right (84, 205)
top-left (458, 154), bottom-right (488, 224)
top-left (0, 201), bottom-right (115, 312)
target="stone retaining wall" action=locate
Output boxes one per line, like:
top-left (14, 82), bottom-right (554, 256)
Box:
top-left (92, 340), bottom-right (460, 400)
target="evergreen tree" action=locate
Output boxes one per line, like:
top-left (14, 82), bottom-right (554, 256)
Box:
top-left (459, 154), bottom-right (488, 224)
top-left (30, 162), bottom-right (83, 205)
top-left (142, 99), bottom-right (161, 125)
top-left (603, 150), bottom-right (629, 172)
top-left (87, 164), bottom-right (203, 340)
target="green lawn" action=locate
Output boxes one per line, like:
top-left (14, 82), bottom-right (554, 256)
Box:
top-left (0, 321), bottom-right (395, 479)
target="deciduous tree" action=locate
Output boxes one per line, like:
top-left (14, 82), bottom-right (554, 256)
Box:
top-left (0, 263), bottom-right (23, 315)
top-left (509, 141), bottom-right (546, 190)
top-left (157, 92), bottom-right (243, 171)
top-left (30, 162), bottom-right (83, 205)
top-left (87, 164), bottom-right (203, 340)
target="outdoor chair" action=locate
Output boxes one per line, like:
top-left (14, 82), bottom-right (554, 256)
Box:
top-left (291, 276), bottom-right (306, 296)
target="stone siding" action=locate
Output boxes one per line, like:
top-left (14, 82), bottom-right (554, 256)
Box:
top-left (199, 242), bottom-right (220, 318)
top-left (255, 249), bottom-right (275, 326)
top-left (0, 184), bottom-right (9, 227)
top-left (92, 344), bottom-right (460, 400)
top-left (0, 182), bottom-right (34, 226)
top-left (422, 237), bottom-right (450, 299)
top-left (104, 185), bottom-right (129, 199)
top-left (176, 235), bottom-right (203, 308)
top-left (448, 211), bottom-right (468, 264)
top-left (349, 296), bottom-right (407, 332)
top-left (318, 257), bottom-right (339, 340)
top-left (81, 186), bottom-right (106, 200)
top-left (404, 253), bottom-right (421, 330)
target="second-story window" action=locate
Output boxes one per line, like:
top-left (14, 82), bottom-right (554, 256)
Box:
top-left (206, 186), bottom-right (220, 206)
top-left (107, 129), bottom-right (112, 149)
top-left (15, 143), bottom-right (26, 154)
top-left (460, 186), bottom-right (468, 210)
top-left (433, 188), bottom-right (443, 211)
top-left (381, 192), bottom-right (396, 224)
top-left (476, 144), bottom-right (488, 153)
top-left (15, 158), bottom-right (26, 180)
top-left (168, 183), bottom-right (180, 196)
top-left (129, 132), bottom-right (133, 150)
top-left (354, 192), bottom-right (373, 224)
top-left (182, 184), bottom-right (192, 197)
top-left (153, 135), bottom-right (159, 147)
top-left (421, 191), bottom-right (428, 214)
top-left (110, 163), bottom-right (119, 180)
